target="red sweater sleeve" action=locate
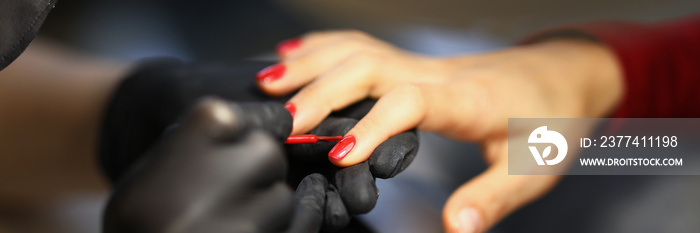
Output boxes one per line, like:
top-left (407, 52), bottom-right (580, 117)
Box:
top-left (525, 15), bottom-right (700, 118)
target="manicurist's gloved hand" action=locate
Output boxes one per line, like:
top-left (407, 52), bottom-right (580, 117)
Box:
top-left (99, 58), bottom-right (419, 232)
top-left (99, 58), bottom-right (283, 183)
top-left (103, 98), bottom-right (326, 233)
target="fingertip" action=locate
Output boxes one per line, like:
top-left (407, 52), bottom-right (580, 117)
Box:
top-left (328, 135), bottom-right (377, 167)
top-left (443, 178), bottom-right (491, 233)
top-left (256, 63), bottom-right (286, 83)
top-left (284, 103), bottom-right (296, 118)
top-left (328, 135), bottom-right (356, 165)
top-left (443, 206), bottom-right (482, 233)
top-left (328, 125), bottom-right (385, 167)
top-left (368, 131), bottom-right (419, 178)
top-left (329, 156), bottom-right (359, 167)
top-left (255, 64), bottom-right (289, 97)
top-left (330, 136), bottom-right (381, 167)
top-left (255, 63), bottom-right (296, 97)
top-left (334, 162), bottom-right (378, 214)
top-left (442, 161), bottom-right (556, 233)
top-left (287, 102), bottom-right (332, 135)
top-left (179, 97), bottom-right (244, 141)
top-left (277, 37), bottom-right (302, 57)
top-left (442, 210), bottom-right (460, 233)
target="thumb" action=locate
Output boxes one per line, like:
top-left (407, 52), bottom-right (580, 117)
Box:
top-left (442, 141), bottom-right (561, 233)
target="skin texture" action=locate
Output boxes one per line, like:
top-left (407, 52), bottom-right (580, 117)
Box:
top-left (100, 59), bottom-right (419, 232)
top-left (258, 31), bottom-right (623, 233)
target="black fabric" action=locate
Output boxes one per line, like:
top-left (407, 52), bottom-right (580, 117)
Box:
top-left (0, 0), bottom-right (56, 70)
top-left (39, 0), bottom-right (309, 60)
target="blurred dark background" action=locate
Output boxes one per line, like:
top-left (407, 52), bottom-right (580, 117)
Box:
top-left (3, 0), bottom-right (699, 232)
top-left (41, 0), bottom-right (700, 59)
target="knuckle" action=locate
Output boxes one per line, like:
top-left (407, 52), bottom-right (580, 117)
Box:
top-left (354, 117), bottom-right (381, 135)
top-left (391, 83), bottom-right (426, 104)
top-left (386, 83), bottom-right (429, 119)
top-left (190, 97), bottom-right (239, 126)
top-left (304, 31), bottom-right (325, 39)
top-left (236, 130), bottom-right (287, 179)
top-left (340, 39), bottom-right (367, 52)
top-left (369, 131), bottom-right (419, 178)
top-left (297, 82), bottom-right (324, 101)
top-left (344, 29), bottom-right (369, 39)
top-left (304, 30), bottom-right (338, 41)
top-left (347, 51), bottom-right (381, 68)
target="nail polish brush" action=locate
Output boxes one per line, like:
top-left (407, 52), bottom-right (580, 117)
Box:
top-left (285, 135), bottom-right (344, 144)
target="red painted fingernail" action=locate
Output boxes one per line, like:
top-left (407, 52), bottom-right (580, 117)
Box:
top-left (256, 64), bottom-right (286, 83)
top-left (276, 38), bottom-right (301, 56)
top-left (328, 135), bottom-right (356, 161)
top-left (284, 103), bottom-right (296, 118)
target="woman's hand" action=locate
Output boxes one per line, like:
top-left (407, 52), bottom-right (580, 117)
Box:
top-left (257, 30), bottom-right (454, 137)
top-left (258, 31), bottom-right (623, 233)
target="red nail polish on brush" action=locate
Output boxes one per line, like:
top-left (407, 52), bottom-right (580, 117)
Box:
top-left (276, 38), bottom-right (301, 56)
top-left (328, 135), bottom-right (356, 160)
top-left (284, 103), bottom-right (296, 118)
top-left (256, 64), bottom-right (285, 83)
top-left (285, 135), bottom-right (343, 144)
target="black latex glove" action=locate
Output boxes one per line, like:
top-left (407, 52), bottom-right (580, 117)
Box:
top-left (286, 117), bottom-right (418, 232)
top-left (103, 98), bottom-right (326, 233)
top-left (99, 58), bottom-right (285, 183)
top-left (99, 58), bottom-right (419, 232)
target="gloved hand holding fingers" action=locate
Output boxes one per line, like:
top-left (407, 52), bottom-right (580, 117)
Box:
top-left (286, 116), bottom-right (419, 232)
